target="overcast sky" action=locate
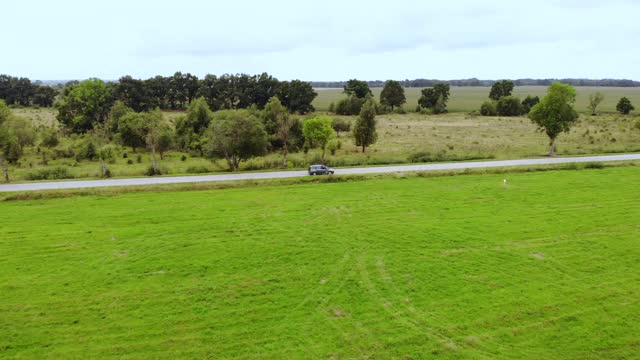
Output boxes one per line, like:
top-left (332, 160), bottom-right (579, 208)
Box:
top-left (3, 0), bottom-right (640, 81)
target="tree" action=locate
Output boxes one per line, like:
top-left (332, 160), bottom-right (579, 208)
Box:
top-left (175, 97), bottom-right (214, 153)
top-left (489, 80), bottom-right (515, 100)
top-left (143, 109), bottom-right (171, 175)
top-left (496, 96), bottom-right (522, 116)
top-left (114, 76), bottom-right (150, 112)
top-left (335, 96), bottom-right (365, 115)
top-left (521, 95), bottom-right (540, 114)
top-left (276, 80), bottom-right (317, 114)
top-left (303, 115), bottom-right (335, 162)
top-left (353, 98), bottom-right (378, 152)
top-left (204, 110), bottom-right (268, 171)
top-left (115, 111), bottom-right (146, 152)
top-left (39, 127), bottom-right (59, 164)
top-left (32, 86), bottom-right (57, 107)
top-left (0, 115), bottom-right (35, 181)
top-left (263, 97), bottom-right (295, 167)
top-left (528, 83), bottom-right (579, 156)
top-left (343, 79), bottom-right (372, 99)
top-left (616, 97), bottom-right (635, 115)
top-left (0, 100), bottom-right (13, 181)
top-left (379, 80), bottom-right (406, 111)
top-left (418, 83), bottom-right (450, 113)
top-left (331, 118), bottom-right (351, 136)
top-left (56, 78), bottom-right (114, 133)
top-left (588, 92), bottom-right (605, 115)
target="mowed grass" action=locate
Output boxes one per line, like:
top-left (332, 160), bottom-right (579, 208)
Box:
top-left (1, 167), bottom-right (639, 358)
top-left (313, 86), bottom-right (640, 113)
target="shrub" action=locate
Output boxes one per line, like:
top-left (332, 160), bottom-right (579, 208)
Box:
top-left (480, 101), bottom-right (497, 116)
top-left (327, 140), bottom-right (339, 155)
top-left (496, 96), bottom-right (522, 116)
top-left (181, 154), bottom-right (187, 161)
top-left (584, 162), bottom-right (605, 169)
top-left (126, 159), bottom-right (134, 165)
top-left (122, 152), bottom-right (128, 158)
top-left (136, 154), bottom-right (142, 163)
top-left (186, 166), bottom-right (211, 174)
top-left (332, 118), bottom-right (351, 135)
top-left (335, 96), bottom-right (365, 115)
top-left (25, 166), bottom-right (74, 180)
top-left (145, 166), bottom-right (165, 176)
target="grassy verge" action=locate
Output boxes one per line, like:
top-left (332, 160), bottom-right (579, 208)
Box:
top-left (3, 160), bottom-right (637, 201)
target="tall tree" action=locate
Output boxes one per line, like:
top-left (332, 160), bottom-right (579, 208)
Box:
top-left (418, 82), bottom-right (450, 113)
top-left (175, 97), bottom-right (213, 153)
top-left (32, 85), bottom-right (57, 107)
top-left (343, 79), bottom-right (372, 98)
top-left (143, 109), bottom-right (171, 175)
top-left (303, 115), bottom-right (335, 162)
top-left (489, 80), bottom-right (515, 100)
top-left (616, 97), bottom-right (635, 115)
top-left (263, 97), bottom-right (294, 167)
top-left (56, 78), bottom-right (114, 133)
top-left (588, 92), bottom-right (605, 115)
top-left (204, 110), bottom-right (268, 171)
top-left (528, 83), bottom-right (579, 156)
top-left (353, 97), bottom-right (378, 152)
top-left (380, 80), bottom-right (406, 111)
top-left (276, 80), bottom-right (317, 114)
top-left (115, 76), bottom-right (150, 112)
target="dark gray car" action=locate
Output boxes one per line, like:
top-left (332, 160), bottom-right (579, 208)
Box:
top-left (308, 164), bottom-right (334, 175)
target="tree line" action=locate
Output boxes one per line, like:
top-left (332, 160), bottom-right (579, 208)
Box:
top-left (0, 72), bottom-right (318, 113)
top-left (312, 78), bottom-right (640, 88)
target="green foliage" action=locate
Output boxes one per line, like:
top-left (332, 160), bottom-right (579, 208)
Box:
top-left (275, 80), bottom-right (317, 114)
top-left (115, 112), bottom-right (146, 151)
top-left (489, 80), bottom-right (515, 100)
top-left (331, 118), bottom-right (351, 135)
top-left (496, 96), bottom-right (523, 116)
top-left (185, 165), bottom-right (212, 174)
top-left (328, 102), bottom-right (335, 113)
top-left (303, 115), bottom-right (335, 161)
top-left (114, 76), bottom-right (151, 112)
top-left (418, 83), bottom-right (450, 113)
top-left (520, 95), bottom-right (540, 114)
top-left (25, 166), bottom-right (73, 180)
top-left (480, 100), bottom-right (497, 116)
top-left (56, 78), bottom-right (114, 133)
top-left (204, 110), bottom-right (269, 171)
top-left (175, 98), bottom-right (213, 153)
top-left (379, 80), bottom-right (406, 110)
top-left (40, 128), bottom-right (59, 148)
top-left (588, 92), bottom-right (605, 115)
top-left (343, 79), bottom-right (372, 98)
top-left (529, 82), bottom-right (579, 155)
top-left (353, 98), bottom-right (378, 152)
top-left (616, 97), bottom-right (635, 115)
top-left (335, 96), bottom-right (365, 115)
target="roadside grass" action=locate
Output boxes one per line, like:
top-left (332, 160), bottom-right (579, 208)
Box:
top-left (314, 86), bottom-right (640, 113)
top-left (7, 107), bottom-right (640, 182)
top-left (1, 166), bottom-right (639, 358)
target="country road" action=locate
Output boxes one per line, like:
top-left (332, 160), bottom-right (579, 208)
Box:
top-left (1, 153), bottom-right (639, 193)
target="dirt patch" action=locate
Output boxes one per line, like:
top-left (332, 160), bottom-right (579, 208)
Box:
top-left (530, 252), bottom-right (545, 260)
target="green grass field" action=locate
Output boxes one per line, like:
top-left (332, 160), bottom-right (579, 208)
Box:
top-left (313, 86), bottom-right (640, 113)
top-left (1, 166), bottom-right (639, 358)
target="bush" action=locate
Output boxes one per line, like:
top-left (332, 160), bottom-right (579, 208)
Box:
top-left (415, 105), bottom-right (421, 113)
top-left (496, 96), bottom-right (523, 116)
top-left (332, 118), bottom-right (351, 135)
top-left (584, 162), bottom-right (605, 169)
top-left (25, 166), bottom-right (74, 180)
top-left (327, 140), bottom-right (339, 155)
top-left (122, 152), bottom-right (128, 158)
top-left (480, 101), bottom-right (497, 116)
top-left (145, 166), bottom-right (165, 176)
top-left (335, 96), bottom-right (365, 115)
top-left (126, 159), bottom-right (134, 165)
top-left (136, 154), bottom-right (142, 163)
top-left (186, 166), bottom-right (211, 174)
top-left (181, 154), bottom-right (187, 161)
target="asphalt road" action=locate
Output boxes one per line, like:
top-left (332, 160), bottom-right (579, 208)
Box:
top-left (1, 153), bottom-right (639, 193)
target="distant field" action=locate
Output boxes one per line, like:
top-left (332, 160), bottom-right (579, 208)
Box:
top-left (313, 86), bottom-right (640, 113)
top-left (1, 166), bottom-right (639, 358)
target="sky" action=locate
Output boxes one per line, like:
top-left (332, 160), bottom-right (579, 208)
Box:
top-left (2, 0), bottom-right (640, 81)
